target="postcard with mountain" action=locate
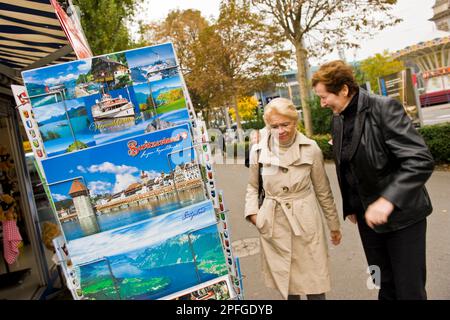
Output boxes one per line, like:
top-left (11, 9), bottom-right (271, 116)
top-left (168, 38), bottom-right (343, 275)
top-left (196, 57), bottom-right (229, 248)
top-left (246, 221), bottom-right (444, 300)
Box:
top-left (68, 200), bottom-right (228, 300)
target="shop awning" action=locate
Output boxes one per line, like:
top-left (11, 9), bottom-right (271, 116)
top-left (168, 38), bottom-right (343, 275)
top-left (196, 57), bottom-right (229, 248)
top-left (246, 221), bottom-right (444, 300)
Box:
top-left (0, 0), bottom-right (86, 96)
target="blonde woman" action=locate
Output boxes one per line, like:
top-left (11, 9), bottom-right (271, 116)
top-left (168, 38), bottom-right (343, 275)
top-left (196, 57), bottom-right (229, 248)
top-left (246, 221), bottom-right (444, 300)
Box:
top-left (244, 97), bottom-right (341, 300)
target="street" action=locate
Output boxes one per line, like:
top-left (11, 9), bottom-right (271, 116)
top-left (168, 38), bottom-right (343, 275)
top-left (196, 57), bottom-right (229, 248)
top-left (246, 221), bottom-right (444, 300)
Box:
top-left (421, 103), bottom-right (450, 125)
top-left (215, 163), bottom-right (450, 300)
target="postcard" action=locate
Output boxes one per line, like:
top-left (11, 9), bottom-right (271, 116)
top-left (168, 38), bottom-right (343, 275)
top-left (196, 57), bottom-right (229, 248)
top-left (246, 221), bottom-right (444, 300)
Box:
top-left (32, 98), bottom-right (96, 157)
top-left (163, 275), bottom-right (232, 300)
top-left (125, 43), bottom-right (177, 85)
top-left (22, 43), bottom-right (191, 156)
top-left (68, 200), bottom-right (228, 300)
top-left (42, 124), bottom-right (206, 240)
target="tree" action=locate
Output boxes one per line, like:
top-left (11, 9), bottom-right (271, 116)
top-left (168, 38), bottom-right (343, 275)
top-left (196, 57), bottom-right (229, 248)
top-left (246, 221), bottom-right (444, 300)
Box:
top-left (252, 0), bottom-right (401, 136)
top-left (72, 0), bottom-right (142, 55)
top-left (214, 0), bottom-right (289, 138)
top-left (358, 51), bottom-right (405, 94)
top-left (142, 3), bottom-right (289, 134)
top-left (142, 9), bottom-right (217, 123)
top-left (142, 9), bottom-right (209, 73)
top-left (229, 96), bottom-right (259, 122)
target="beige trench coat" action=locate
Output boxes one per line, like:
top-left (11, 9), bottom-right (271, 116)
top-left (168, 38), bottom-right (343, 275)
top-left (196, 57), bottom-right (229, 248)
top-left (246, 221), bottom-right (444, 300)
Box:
top-left (244, 132), bottom-right (341, 299)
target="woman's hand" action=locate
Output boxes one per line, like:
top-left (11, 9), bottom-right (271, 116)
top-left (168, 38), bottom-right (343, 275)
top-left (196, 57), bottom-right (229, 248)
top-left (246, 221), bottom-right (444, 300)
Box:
top-left (365, 197), bottom-right (394, 229)
top-left (248, 214), bottom-right (257, 225)
top-left (330, 230), bottom-right (342, 245)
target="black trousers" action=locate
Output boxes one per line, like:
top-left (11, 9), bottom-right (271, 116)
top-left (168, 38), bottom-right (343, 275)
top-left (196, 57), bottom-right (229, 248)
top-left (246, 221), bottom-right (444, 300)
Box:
top-left (357, 216), bottom-right (427, 300)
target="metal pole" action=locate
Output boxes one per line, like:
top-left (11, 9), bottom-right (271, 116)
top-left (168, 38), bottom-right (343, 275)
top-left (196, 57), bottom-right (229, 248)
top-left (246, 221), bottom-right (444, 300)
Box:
top-left (6, 109), bottom-right (50, 291)
top-left (414, 83), bottom-right (425, 127)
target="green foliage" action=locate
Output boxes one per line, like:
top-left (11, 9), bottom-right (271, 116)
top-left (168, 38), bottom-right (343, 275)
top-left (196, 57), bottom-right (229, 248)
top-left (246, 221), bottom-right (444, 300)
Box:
top-left (76, 73), bottom-right (90, 84)
top-left (119, 277), bottom-right (170, 299)
top-left (67, 140), bottom-right (88, 152)
top-left (155, 98), bottom-right (186, 114)
top-left (112, 74), bottom-right (132, 89)
top-left (418, 123), bottom-right (450, 164)
top-left (242, 113), bottom-right (265, 130)
top-left (297, 97), bottom-right (332, 136)
top-left (42, 130), bottom-right (61, 142)
top-left (157, 88), bottom-right (184, 105)
top-left (73, 0), bottom-right (142, 55)
top-left (358, 50), bottom-right (404, 94)
top-left (297, 121), bottom-right (306, 135)
top-left (81, 276), bottom-right (118, 299)
top-left (309, 97), bottom-right (333, 135)
top-left (311, 134), bottom-right (333, 160)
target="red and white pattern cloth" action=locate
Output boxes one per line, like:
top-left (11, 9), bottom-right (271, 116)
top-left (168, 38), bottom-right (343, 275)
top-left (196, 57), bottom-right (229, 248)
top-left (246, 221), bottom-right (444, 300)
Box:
top-left (2, 220), bottom-right (22, 264)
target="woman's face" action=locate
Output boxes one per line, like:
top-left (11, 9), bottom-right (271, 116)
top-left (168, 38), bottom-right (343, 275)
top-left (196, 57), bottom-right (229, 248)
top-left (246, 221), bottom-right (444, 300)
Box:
top-left (265, 112), bottom-right (297, 144)
top-left (314, 82), bottom-right (352, 114)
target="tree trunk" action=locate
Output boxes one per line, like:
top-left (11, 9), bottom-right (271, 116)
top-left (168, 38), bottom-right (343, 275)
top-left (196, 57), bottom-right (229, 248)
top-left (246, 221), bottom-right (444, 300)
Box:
top-left (223, 106), bottom-right (232, 130)
top-left (232, 95), bottom-right (244, 142)
top-left (294, 44), bottom-right (313, 136)
top-left (204, 109), bottom-right (210, 128)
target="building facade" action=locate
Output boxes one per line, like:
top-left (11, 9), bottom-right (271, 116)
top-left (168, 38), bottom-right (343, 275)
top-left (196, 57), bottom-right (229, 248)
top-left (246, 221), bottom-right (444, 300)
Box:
top-left (430, 0), bottom-right (450, 31)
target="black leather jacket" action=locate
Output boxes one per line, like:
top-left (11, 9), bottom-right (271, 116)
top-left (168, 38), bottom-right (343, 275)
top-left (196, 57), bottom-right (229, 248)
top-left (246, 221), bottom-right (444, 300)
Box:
top-left (331, 88), bottom-right (434, 233)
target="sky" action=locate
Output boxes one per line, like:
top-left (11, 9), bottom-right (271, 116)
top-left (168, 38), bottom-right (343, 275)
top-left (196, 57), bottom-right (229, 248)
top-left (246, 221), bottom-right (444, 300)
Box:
top-left (323, 0), bottom-right (443, 63)
top-left (131, 0), bottom-right (444, 65)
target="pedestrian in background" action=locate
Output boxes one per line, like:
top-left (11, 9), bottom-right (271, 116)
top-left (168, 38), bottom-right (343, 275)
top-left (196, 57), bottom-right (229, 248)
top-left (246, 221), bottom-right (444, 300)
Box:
top-left (244, 97), bottom-right (342, 300)
top-left (244, 127), bottom-right (267, 167)
top-left (312, 60), bottom-right (434, 300)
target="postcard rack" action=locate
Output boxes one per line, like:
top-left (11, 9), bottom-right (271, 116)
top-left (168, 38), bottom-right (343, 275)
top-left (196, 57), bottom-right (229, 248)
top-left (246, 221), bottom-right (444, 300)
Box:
top-left (191, 119), bottom-right (244, 299)
top-left (15, 42), bottom-right (243, 301)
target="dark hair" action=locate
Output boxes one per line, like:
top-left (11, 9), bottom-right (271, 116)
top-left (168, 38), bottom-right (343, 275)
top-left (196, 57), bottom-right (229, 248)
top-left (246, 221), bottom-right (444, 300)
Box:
top-left (311, 60), bottom-right (359, 97)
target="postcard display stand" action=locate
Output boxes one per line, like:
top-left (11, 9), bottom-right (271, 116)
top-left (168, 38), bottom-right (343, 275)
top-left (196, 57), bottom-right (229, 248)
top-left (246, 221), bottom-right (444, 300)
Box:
top-left (17, 43), bottom-right (243, 300)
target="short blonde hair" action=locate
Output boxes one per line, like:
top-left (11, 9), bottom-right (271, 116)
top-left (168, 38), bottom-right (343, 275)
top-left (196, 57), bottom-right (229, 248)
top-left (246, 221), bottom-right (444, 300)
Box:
top-left (263, 97), bottom-right (299, 124)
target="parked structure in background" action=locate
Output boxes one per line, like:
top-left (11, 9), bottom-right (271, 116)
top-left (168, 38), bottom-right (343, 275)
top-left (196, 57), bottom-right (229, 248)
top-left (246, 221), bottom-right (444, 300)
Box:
top-left (254, 69), bottom-right (314, 112)
top-left (391, 0), bottom-right (450, 107)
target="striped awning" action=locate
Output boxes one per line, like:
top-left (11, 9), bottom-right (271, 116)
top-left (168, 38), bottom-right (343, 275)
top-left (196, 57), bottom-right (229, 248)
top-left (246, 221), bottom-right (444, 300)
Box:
top-left (0, 0), bottom-right (79, 96)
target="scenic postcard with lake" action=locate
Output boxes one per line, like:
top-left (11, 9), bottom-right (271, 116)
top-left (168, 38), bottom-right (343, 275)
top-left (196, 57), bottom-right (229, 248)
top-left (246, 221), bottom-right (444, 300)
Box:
top-left (22, 59), bottom-right (98, 107)
top-left (67, 200), bottom-right (228, 300)
top-left (33, 98), bottom-right (96, 157)
top-left (22, 43), bottom-right (191, 157)
top-left (22, 51), bottom-right (132, 107)
top-left (42, 124), bottom-right (206, 241)
top-left (125, 42), bottom-right (177, 85)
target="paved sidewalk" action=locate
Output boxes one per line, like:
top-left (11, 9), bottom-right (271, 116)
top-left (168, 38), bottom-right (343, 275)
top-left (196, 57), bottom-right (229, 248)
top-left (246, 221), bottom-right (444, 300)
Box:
top-left (215, 163), bottom-right (450, 300)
